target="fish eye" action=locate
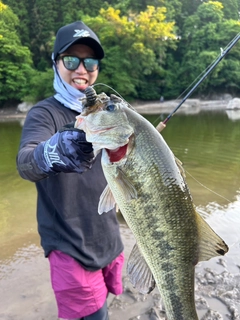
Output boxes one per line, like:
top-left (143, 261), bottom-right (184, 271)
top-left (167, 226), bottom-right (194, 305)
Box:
top-left (105, 104), bottom-right (116, 112)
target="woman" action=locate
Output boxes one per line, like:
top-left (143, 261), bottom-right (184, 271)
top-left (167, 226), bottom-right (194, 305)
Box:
top-left (17, 21), bottom-right (124, 320)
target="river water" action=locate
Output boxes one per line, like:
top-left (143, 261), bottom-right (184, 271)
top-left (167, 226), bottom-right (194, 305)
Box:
top-left (0, 107), bottom-right (240, 319)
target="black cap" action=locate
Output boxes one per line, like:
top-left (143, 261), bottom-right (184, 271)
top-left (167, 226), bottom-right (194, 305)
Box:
top-left (53, 21), bottom-right (104, 60)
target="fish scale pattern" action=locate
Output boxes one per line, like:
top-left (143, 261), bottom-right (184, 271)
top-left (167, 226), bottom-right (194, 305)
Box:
top-left (102, 111), bottom-right (200, 319)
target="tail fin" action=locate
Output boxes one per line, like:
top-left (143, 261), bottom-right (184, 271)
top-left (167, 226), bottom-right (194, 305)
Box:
top-left (195, 211), bottom-right (228, 263)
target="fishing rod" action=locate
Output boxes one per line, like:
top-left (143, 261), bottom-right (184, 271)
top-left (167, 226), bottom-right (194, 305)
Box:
top-left (156, 33), bottom-right (240, 133)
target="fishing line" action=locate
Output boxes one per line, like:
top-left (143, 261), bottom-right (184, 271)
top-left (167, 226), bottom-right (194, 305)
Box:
top-left (92, 37), bottom-right (239, 208)
top-left (93, 83), bottom-right (135, 109)
top-left (185, 169), bottom-right (231, 203)
top-left (93, 82), bottom-right (232, 204)
top-left (93, 83), bottom-right (125, 101)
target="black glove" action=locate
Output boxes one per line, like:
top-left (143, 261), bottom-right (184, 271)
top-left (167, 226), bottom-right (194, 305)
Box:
top-left (33, 123), bottom-right (94, 174)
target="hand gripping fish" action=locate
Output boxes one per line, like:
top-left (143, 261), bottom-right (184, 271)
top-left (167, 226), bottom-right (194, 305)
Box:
top-left (75, 87), bottom-right (228, 320)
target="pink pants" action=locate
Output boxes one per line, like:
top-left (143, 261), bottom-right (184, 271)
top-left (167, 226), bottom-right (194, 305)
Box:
top-left (48, 250), bottom-right (124, 319)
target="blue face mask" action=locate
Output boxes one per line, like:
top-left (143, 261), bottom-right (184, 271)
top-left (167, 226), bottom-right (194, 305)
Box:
top-left (52, 54), bottom-right (85, 113)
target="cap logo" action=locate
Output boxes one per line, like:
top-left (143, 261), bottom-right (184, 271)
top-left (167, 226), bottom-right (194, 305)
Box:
top-left (73, 29), bottom-right (91, 38)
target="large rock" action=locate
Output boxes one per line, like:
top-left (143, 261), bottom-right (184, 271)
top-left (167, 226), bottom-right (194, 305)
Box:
top-left (17, 102), bottom-right (33, 113)
top-left (226, 98), bottom-right (240, 109)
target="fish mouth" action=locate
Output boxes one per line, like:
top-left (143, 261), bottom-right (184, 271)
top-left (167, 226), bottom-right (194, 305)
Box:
top-left (106, 144), bottom-right (128, 162)
top-left (105, 134), bottom-right (134, 163)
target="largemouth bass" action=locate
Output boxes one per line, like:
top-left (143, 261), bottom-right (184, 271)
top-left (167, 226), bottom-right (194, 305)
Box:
top-left (75, 88), bottom-right (228, 320)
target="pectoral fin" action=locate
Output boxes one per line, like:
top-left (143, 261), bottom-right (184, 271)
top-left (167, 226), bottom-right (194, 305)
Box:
top-left (196, 211), bottom-right (229, 263)
top-left (116, 167), bottom-right (138, 201)
top-left (127, 243), bottom-right (155, 294)
top-left (98, 185), bottom-right (116, 214)
top-left (98, 168), bottom-right (137, 214)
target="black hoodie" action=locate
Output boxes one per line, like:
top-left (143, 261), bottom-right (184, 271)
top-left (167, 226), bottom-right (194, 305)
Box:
top-left (17, 96), bottom-right (123, 271)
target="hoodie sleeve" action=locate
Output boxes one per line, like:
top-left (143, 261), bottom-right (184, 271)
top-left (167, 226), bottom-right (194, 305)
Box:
top-left (16, 106), bottom-right (57, 182)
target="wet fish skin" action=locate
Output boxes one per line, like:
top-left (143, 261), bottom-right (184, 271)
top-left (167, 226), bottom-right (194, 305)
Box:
top-left (75, 92), bottom-right (228, 320)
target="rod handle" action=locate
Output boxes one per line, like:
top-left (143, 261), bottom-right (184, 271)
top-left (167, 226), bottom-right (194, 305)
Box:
top-left (156, 122), bottom-right (166, 132)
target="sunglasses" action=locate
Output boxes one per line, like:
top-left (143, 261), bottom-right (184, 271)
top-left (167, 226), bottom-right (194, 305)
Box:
top-left (58, 55), bottom-right (99, 72)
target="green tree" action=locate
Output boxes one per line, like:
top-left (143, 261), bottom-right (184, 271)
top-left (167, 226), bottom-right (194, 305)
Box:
top-left (169, 1), bottom-right (240, 98)
top-left (2, 0), bottom-right (31, 47)
top-left (0, 2), bottom-right (34, 107)
top-left (3, 0), bottom-right (115, 70)
top-left (82, 6), bottom-right (177, 100)
top-left (29, 0), bottom-right (58, 70)
top-left (107, 0), bottom-right (182, 20)
top-left (207, 20), bottom-right (240, 95)
top-left (24, 68), bottom-right (54, 103)
top-left (219, 0), bottom-right (239, 20)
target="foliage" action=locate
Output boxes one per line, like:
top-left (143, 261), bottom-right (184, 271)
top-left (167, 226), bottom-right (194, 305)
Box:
top-left (82, 6), bottom-right (177, 99)
top-left (219, 0), bottom-right (239, 20)
top-left (0, 0), bottom-right (240, 107)
top-left (24, 68), bottom-right (54, 103)
top-left (164, 1), bottom-right (240, 98)
top-left (0, 2), bottom-right (34, 107)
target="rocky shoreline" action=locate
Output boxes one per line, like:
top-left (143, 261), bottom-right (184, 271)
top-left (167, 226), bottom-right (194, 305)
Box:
top-left (0, 107), bottom-right (26, 120)
top-left (1, 98), bottom-right (239, 121)
top-left (1, 222), bottom-right (240, 320)
top-left (131, 98), bottom-right (229, 114)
